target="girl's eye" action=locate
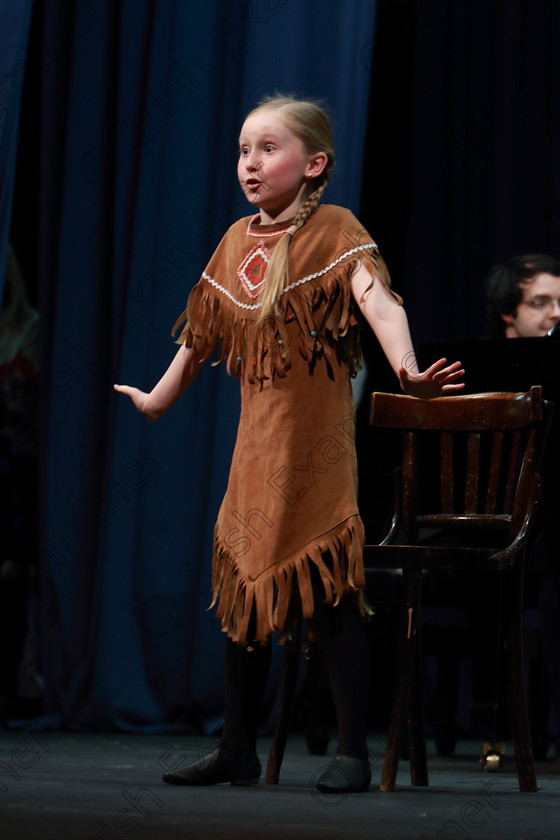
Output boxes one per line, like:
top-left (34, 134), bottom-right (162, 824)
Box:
top-left (265, 145), bottom-right (274, 152)
top-left (240, 147), bottom-right (249, 155)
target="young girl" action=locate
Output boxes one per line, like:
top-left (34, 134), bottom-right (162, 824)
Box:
top-left (115, 95), bottom-right (464, 793)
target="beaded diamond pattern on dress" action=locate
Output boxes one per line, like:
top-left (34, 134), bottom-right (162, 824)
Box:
top-left (237, 243), bottom-right (270, 298)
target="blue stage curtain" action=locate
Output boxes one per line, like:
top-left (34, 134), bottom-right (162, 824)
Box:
top-left (37, 0), bottom-right (377, 730)
top-left (0, 0), bottom-right (33, 301)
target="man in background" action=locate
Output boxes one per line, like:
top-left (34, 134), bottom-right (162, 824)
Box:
top-left (485, 253), bottom-right (560, 762)
top-left (485, 254), bottom-right (560, 338)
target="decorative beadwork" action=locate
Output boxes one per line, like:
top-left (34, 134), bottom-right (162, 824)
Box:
top-left (237, 243), bottom-right (270, 298)
top-left (247, 214), bottom-right (292, 237)
top-left (204, 274), bottom-right (261, 310)
top-left (283, 243), bottom-right (378, 294)
top-left (203, 242), bottom-right (378, 311)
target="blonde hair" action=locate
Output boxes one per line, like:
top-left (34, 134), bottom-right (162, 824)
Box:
top-left (246, 95), bottom-right (336, 317)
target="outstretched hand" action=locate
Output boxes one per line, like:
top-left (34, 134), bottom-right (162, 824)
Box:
top-left (398, 357), bottom-right (465, 399)
top-left (113, 383), bottom-right (157, 420)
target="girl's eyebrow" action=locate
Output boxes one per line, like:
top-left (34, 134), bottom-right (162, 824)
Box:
top-left (239, 129), bottom-right (283, 143)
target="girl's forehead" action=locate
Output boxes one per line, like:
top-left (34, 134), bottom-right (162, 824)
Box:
top-left (239, 111), bottom-right (291, 138)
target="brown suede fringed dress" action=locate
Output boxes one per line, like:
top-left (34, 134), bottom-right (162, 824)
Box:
top-left (173, 204), bottom-right (397, 646)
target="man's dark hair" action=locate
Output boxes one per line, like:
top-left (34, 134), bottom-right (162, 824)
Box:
top-left (485, 254), bottom-right (560, 337)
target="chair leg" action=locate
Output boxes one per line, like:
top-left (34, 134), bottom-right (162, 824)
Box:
top-left (265, 620), bottom-right (301, 785)
top-left (408, 620), bottom-right (429, 786)
top-left (506, 562), bottom-right (538, 792)
top-left (380, 570), bottom-right (424, 792)
top-left (380, 662), bottom-right (407, 791)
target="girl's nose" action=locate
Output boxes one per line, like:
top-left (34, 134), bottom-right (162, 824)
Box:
top-left (246, 151), bottom-right (262, 171)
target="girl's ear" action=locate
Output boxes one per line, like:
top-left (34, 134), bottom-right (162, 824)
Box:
top-left (306, 152), bottom-right (328, 179)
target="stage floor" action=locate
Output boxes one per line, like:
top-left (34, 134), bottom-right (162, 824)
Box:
top-left (1, 733), bottom-right (559, 839)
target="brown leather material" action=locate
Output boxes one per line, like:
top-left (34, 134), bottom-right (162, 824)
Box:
top-left (174, 205), bottom-right (393, 645)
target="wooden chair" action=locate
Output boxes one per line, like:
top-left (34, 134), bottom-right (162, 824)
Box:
top-left (363, 386), bottom-right (551, 793)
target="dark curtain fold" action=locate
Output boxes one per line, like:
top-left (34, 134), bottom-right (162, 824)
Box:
top-left (357, 0), bottom-right (560, 546)
top-left (0, 0), bottom-right (33, 300)
top-left (36, 0), bottom-right (377, 731)
top-left (361, 0), bottom-right (560, 345)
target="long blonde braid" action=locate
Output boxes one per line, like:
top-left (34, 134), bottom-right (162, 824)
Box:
top-left (259, 181), bottom-right (328, 317)
top-left (245, 95), bottom-right (335, 318)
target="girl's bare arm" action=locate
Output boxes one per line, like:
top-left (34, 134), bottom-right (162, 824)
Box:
top-left (351, 263), bottom-right (464, 398)
top-left (114, 344), bottom-right (204, 421)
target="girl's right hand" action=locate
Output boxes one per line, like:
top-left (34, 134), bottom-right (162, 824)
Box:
top-left (113, 346), bottom-right (204, 423)
top-left (113, 384), bottom-right (159, 421)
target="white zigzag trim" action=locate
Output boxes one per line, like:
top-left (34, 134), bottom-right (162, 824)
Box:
top-left (204, 274), bottom-right (262, 310)
top-left (284, 243), bottom-right (377, 293)
top-left (203, 242), bottom-right (378, 311)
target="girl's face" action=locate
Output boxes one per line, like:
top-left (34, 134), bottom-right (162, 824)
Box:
top-left (238, 111), bottom-right (326, 224)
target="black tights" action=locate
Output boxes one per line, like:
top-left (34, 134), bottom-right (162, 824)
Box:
top-left (220, 594), bottom-right (370, 761)
top-left (220, 638), bottom-right (272, 755)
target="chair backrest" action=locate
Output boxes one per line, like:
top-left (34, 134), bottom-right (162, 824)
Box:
top-left (369, 387), bottom-right (550, 545)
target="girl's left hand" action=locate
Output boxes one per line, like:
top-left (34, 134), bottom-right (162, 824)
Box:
top-left (399, 357), bottom-right (465, 399)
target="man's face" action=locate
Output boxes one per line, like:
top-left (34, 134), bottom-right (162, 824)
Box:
top-left (501, 273), bottom-right (560, 338)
